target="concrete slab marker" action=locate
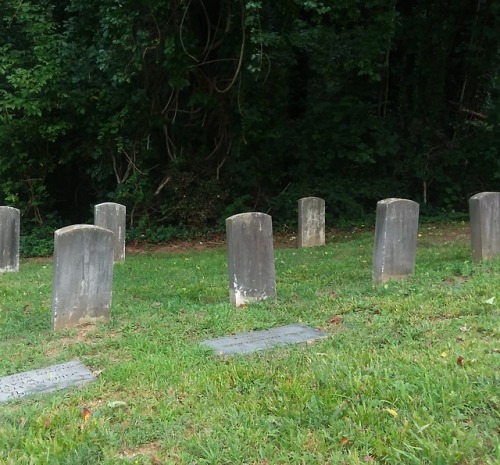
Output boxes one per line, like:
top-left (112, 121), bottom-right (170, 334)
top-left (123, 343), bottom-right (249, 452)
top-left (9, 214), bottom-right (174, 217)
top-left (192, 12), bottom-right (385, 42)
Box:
top-left (201, 323), bottom-right (327, 356)
top-left (0, 360), bottom-right (96, 403)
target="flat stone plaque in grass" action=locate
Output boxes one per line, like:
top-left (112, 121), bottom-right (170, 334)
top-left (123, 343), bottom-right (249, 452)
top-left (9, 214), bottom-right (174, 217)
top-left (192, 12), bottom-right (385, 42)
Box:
top-left (201, 324), bottom-right (327, 356)
top-left (0, 360), bottom-right (96, 403)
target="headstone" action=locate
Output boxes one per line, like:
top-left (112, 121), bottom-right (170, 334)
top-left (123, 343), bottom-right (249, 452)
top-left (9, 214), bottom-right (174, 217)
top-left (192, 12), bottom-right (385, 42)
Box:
top-left (469, 192), bottom-right (500, 261)
top-left (94, 202), bottom-right (126, 262)
top-left (52, 225), bottom-right (114, 331)
top-left (0, 360), bottom-right (96, 403)
top-left (226, 212), bottom-right (276, 306)
top-left (373, 198), bottom-right (419, 283)
top-left (298, 197), bottom-right (325, 248)
top-left (0, 206), bottom-right (20, 272)
top-left (201, 324), bottom-right (327, 356)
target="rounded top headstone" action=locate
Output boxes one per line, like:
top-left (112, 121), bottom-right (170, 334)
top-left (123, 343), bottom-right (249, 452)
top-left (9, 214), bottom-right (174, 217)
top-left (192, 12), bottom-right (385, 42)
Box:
top-left (378, 198), bottom-right (418, 205)
top-left (469, 192), bottom-right (499, 201)
top-left (55, 224), bottom-right (114, 236)
top-left (226, 212), bottom-right (271, 222)
top-left (0, 206), bottom-right (20, 213)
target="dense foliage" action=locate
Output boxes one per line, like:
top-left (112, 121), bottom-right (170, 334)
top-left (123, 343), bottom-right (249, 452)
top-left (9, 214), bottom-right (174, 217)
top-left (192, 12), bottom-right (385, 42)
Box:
top-left (1, 0), bottom-right (499, 237)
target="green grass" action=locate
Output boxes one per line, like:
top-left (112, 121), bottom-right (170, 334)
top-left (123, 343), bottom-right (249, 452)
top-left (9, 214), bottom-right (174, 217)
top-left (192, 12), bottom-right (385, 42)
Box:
top-left (0, 222), bottom-right (498, 465)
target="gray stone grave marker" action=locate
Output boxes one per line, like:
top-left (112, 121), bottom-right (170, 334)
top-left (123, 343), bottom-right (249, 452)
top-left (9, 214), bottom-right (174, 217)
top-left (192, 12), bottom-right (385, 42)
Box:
top-left (469, 192), bottom-right (500, 261)
top-left (52, 224), bottom-right (114, 330)
top-left (226, 212), bottom-right (276, 306)
top-left (94, 202), bottom-right (126, 262)
top-left (373, 198), bottom-right (419, 283)
top-left (0, 360), bottom-right (96, 403)
top-left (201, 324), bottom-right (327, 356)
top-left (298, 197), bottom-right (325, 248)
top-left (0, 206), bottom-right (20, 272)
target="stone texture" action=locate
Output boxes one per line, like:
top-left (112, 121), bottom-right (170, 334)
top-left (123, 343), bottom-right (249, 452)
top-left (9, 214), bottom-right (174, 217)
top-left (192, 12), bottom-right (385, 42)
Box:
top-left (94, 202), bottom-right (126, 262)
top-left (226, 212), bottom-right (276, 306)
top-left (469, 192), bottom-right (500, 261)
top-left (373, 198), bottom-right (419, 283)
top-left (298, 197), bottom-right (325, 248)
top-left (201, 324), bottom-right (327, 356)
top-left (0, 206), bottom-right (20, 272)
top-left (52, 225), bottom-right (114, 330)
top-left (0, 360), bottom-right (95, 403)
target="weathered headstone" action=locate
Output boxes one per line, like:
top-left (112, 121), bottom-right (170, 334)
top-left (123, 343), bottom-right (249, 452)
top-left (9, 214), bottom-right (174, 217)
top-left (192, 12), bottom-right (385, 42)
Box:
top-left (0, 206), bottom-right (20, 272)
top-left (94, 202), bottom-right (126, 262)
top-left (298, 197), bottom-right (325, 248)
top-left (469, 192), bottom-right (500, 261)
top-left (373, 198), bottom-right (419, 283)
top-left (201, 324), bottom-right (327, 356)
top-left (226, 212), bottom-right (276, 306)
top-left (52, 225), bottom-right (114, 331)
top-left (0, 360), bottom-right (96, 403)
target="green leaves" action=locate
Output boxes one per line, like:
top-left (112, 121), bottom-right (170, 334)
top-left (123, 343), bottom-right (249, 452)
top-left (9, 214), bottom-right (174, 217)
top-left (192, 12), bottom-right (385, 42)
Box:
top-left (0, 0), bottom-right (499, 230)
top-left (0, 1), bottom-right (65, 120)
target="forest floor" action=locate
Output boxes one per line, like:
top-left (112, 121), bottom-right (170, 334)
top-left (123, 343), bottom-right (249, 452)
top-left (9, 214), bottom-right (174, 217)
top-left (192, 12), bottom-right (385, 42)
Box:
top-left (125, 221), bottom-right (471, 255)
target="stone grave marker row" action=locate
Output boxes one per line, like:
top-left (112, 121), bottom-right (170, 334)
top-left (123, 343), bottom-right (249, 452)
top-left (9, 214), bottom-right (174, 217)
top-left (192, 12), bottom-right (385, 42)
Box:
top-left (0, 202), bottom-right (126, 273)
top-left (2, 194), bottom-right (499, 403)
top-left (371, 193), bottom-right (500, 281)
top-left (2, 193), bottom-right (498, 331)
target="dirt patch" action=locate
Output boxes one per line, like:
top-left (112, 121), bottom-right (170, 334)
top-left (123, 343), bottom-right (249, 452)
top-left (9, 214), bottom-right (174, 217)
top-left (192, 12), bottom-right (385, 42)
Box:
top-left (417, 223), bottom-right (470, 245)
top-left (126, 223), bottom-right (470, 254)
top-left (126, 231), bottom-right (299, 254)
top-left (128, 238), bottom-right (225, 255)
top-left (442, 275), bottom-right (469, 285)
top-left (120, 442), bottom-right (163, 461)
top-left (45, 323), bottom-right (101, 357)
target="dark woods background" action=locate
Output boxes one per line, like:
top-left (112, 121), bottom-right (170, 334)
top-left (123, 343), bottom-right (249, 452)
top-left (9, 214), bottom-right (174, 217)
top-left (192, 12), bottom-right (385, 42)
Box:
top-left (1, 0), bottom-right (499, 242)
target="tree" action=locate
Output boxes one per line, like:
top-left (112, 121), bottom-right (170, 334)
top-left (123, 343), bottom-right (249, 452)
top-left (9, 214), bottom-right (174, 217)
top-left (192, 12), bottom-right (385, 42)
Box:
top-left (0, 0), bottom-right (498, 233)
top-left (0, 0), bottom-right (67, 223)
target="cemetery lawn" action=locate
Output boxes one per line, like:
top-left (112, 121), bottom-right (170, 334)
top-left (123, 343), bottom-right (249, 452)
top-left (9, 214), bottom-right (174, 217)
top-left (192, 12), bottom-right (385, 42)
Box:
top-left (0, 222), bottom-right (498, 465)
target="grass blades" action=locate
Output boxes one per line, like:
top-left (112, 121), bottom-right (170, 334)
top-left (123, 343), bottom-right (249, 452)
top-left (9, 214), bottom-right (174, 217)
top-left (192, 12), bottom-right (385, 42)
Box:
top-left (0, 223), bottom-right (498, 464)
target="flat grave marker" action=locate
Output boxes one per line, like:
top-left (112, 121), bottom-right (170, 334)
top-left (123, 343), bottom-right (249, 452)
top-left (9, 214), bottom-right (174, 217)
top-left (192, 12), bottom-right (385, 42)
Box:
top-left (0, 360), bottom-right (96, 403)
top-left (201, 324), bottom-right (327, 356)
